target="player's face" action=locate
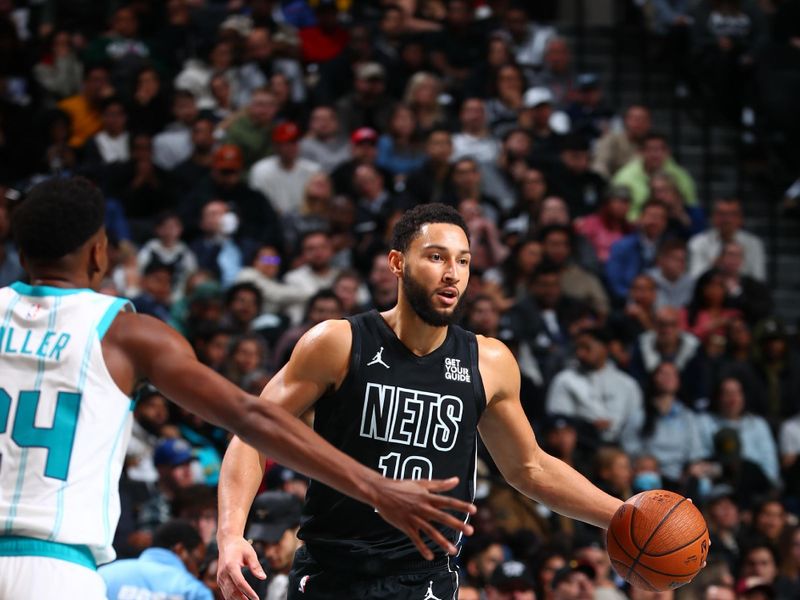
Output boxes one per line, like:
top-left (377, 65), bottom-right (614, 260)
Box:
top-left (399, 223), bottom-right (471, 327)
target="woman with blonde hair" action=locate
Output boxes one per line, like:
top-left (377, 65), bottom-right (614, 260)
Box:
top-left (403, 71), bottom-right (448, 134)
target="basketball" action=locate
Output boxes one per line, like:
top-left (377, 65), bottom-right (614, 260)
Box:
top-left (606, 490), bottom-right (710, 592)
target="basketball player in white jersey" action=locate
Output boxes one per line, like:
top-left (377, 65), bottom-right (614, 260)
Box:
top-left (0, 177), bottom-right (476, 599)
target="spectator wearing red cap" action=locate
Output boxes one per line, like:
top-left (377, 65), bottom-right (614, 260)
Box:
top-left (248, 122), bottom-right (321, 216)
top-left (330, 127), bottom-right (393, 198)
top-left (178, 144), bottom-right (283, 249)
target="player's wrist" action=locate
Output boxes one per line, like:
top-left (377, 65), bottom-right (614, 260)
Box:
top-left (216, 528), bottom-right (247, 547)
top-left (358, 471), bottom-right (384, 509)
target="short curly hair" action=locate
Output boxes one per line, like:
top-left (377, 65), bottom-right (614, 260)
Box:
top-left (390, 203), bottom-right (469, 253)
top-left (12, 177), bottom-right (105, 261)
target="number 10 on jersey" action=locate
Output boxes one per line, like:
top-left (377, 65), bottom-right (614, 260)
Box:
top-left (0, 388), bottom-right (81, 481)
top-left (378, 451), bottom-right (433, 480)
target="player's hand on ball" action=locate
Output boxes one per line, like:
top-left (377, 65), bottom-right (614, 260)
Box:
top-left (217, 535), bottom-right (266, 600)
top-left (372, 476), bottom-right (476, 561)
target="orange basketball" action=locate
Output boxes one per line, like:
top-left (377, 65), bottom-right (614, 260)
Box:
top-left (606, 490), bottom-right (710, 592)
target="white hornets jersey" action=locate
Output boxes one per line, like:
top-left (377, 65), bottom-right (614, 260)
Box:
top-left (0, 282), bottom-right (133, 566)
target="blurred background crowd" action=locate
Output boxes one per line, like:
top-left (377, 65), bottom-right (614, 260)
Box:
top-left (1, 0), bottom-right (799, 599)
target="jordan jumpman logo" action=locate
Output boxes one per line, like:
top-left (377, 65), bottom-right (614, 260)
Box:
top-left (367, 346), bottom-right (390, 368)
top-left (423, 581), bottom-right (441, 600)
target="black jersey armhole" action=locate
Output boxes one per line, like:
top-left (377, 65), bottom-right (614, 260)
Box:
top-left (339, 315), bottom-right (362, 392)
top-left (467, 333), bottom-right (487, 417)
top-left (315, 317), bottom-right (361, 413)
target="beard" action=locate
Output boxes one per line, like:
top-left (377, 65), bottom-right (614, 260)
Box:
top-left (402, 267), bottom-right (467, 327)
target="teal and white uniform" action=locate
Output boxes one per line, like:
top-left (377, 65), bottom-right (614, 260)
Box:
top-left (0, 282), bottom-right (133, 598)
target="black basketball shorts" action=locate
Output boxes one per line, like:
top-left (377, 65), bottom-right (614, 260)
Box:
top-left (286, 546), bottom-right (459, 600)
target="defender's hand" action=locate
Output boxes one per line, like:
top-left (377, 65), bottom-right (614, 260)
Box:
top-left (217, 535), bottom-right (266, 600)
top-left (372, 476), bottom-right (476, 561)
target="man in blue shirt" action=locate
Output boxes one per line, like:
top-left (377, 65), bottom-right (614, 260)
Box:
top-left (606, 199), bottom-right (670, 301)
top-left (100, 519), bottom-right (212, 600)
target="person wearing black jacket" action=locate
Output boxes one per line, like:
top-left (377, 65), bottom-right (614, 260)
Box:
top-left (179, 144), bottom-right (283, 250)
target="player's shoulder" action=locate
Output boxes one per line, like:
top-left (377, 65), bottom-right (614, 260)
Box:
top-left (475, 335), bottom-right (520, 402)
top-left (293, 318), bottom-right (353, 360)
top-left (103, 309), bottom-right (184, 352)
top-left (302, 317), bottom-right (353, 343)
top-left (475, 334), bottom-right (515, 365)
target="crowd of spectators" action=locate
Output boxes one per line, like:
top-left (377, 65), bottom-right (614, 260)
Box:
top-left (1, 1), bottom-right (799, 599)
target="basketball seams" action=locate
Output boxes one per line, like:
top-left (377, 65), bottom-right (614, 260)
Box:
top-left (609, 524), bottom-right (639, 563)
top-left (609, 514), bottom-right (659, 590)
top-left (644, 527), bottom-right (708, 557)
top-left (624, 497), bottom-right (688, 581)
top-left (611, 525), bottom-right (706, 578)
top-left (625, 557), bottom-right (701, 579)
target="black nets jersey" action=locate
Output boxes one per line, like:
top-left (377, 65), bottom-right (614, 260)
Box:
top-left (298, 310), bottom-right (487, 570)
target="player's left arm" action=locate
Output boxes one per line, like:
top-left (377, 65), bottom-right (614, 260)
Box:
top-left (476, 336), bottom-right (622, 529)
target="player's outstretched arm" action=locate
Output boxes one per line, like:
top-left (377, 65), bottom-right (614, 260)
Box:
top-left (216, 436), bottom-right (268, 600)
top-left (108, 314), bottom-right (475, 598)
top-left (476, 337), bottom-right (622, 529)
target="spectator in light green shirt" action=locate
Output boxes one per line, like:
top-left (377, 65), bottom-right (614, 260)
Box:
top-left (612, 132), bottom-right (698, 219)
top-left (224, 87), bottom-right (277, 169)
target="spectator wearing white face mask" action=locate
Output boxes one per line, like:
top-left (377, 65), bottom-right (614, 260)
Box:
top-left (189, 199), bottom-right (243, 288)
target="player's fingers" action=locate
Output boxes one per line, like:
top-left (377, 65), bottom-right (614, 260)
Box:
top-left (429, 493), bottom-right (477, 515)
top-left (420, 477), bottom-right (460, 493)
top-left (232, 572), bottom-right (261, 600)
top-left (243, 549), bottom-right (266, 580)
top-left (220, 567), bottom-right (261, 600)
top-left (405, 524), bottom-right (434, 561)
top-left (415, 518), bottom-right (458, 556)
top-left (424, 507), bottom-right (475, 536)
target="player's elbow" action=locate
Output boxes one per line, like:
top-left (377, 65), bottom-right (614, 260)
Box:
top-left (502, 460), bottom-right (545, 497)
top-left (500, 445), bottom-right (553, 497)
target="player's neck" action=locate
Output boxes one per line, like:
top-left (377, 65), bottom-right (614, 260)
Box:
top-left (382, 304), bottom-right (448, 357)
top-left (27, 270), bottom-right (92, 290)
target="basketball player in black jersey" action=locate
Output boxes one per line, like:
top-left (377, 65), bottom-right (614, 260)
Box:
top-left (216, 204), bottom-right (625, 600)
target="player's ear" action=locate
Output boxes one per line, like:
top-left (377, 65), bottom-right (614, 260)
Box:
top-left (387, 250), bottom-right (404, 277)
top-left (88, 230), bottom-right (108, 277)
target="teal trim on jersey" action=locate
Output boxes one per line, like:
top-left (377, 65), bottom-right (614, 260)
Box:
top-left (0, 536), bottom-right (96, 570)
top-left (9, 282), bottom-right (92, 297)
top-left (51, 298), bottom-right (96, 541)
top-left (95, 298), bottom-right (131, 340)
top-left (0, 389), bottom-right (10, 433)
top-left (128, 387), bottom-right (143, 411)
top-left (4, 449), bottom-right (28, 534)
top-left (2, 293), bottom-right (22, 533)
top-left (102, 412), bottom-right (130, 546)
top-left (42, 298), bottom-right (61, 540)
top-left (1, 293), bottom-right (20, 328)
